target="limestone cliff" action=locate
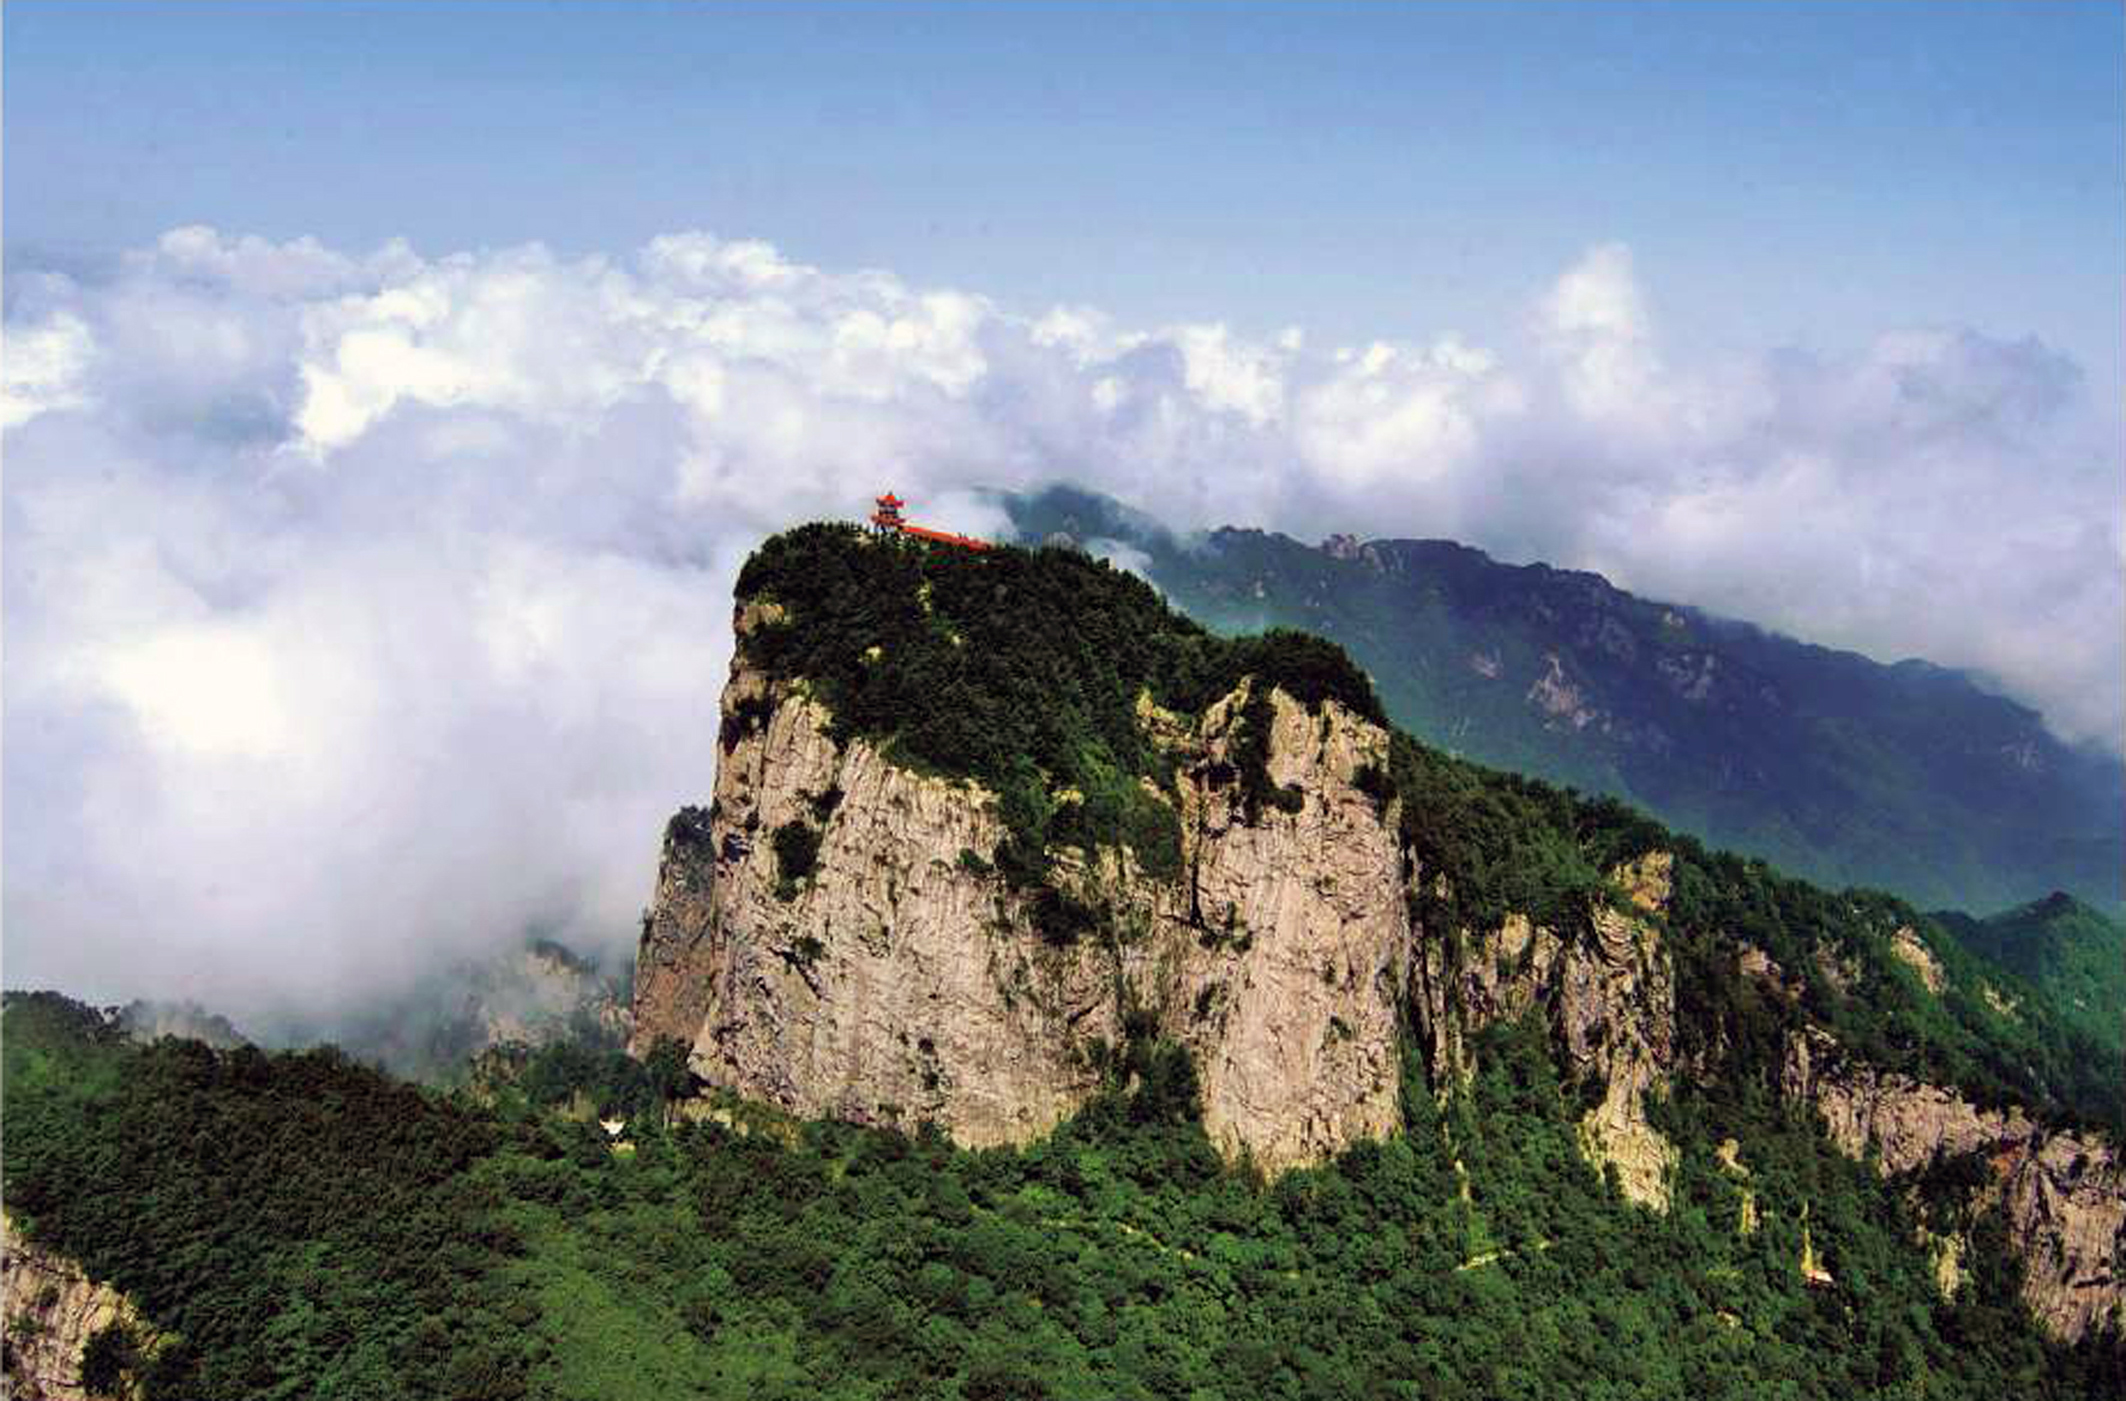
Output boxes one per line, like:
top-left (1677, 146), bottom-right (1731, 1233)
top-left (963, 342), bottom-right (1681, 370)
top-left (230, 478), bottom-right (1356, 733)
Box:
top-left (1, 1212), bottom-right (156, 1400)
top-left (1783, 1026), bottom-right (2126, 1344)
top-left (635, 604), bottom-right (1688, 1187)
top-left (631, 546), bottom-right (2121, 1347)
top-left (1408, 852), bottom-right (1679, 1208)
top-left (634, 613), bottom-right (1407, 1172)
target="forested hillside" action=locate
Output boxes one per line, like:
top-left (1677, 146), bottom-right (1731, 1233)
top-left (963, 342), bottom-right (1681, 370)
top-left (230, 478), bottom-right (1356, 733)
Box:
top-left (4, 992), bottom-right (2119, 1399)
top-left (1932, 894), bottom-right (2125, 1067)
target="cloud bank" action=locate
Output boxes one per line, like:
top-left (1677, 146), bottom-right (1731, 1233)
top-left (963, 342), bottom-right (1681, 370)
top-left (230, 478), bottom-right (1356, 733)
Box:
top-left (5, 228), bottom-right (2118, 1017)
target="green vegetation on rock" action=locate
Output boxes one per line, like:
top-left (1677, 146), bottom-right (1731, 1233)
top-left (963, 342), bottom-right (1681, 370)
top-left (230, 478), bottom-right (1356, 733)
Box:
top-left (773, 819), bottom-right (824, 899)
top-left (735, 522), bottom-right (1378, 895)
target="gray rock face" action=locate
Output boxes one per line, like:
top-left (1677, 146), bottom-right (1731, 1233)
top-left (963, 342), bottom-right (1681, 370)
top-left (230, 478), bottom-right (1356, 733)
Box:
top-left (1567, 865), bottom-right (1681, 1211)
top-left (635, 609), bottom-right (1692, 1187)
top-left (631, 606), bottom-right (2122, 1343)
top-left (636, 670), bottom-right (1100, 1148)
top-left (1783, 1027), bottom-right (2126, 1344)
top-left (632, 614), bottom-right (1409, 1172)
top-left (1409, 854), bottom-right (1680, 1209)
top-left (2, 1211), bottom-right (157, 1400)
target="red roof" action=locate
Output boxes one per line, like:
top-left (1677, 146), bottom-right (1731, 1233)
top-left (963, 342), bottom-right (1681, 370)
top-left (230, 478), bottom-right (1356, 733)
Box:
top-left (899, 522), bottom-right (992, 551)
top-left (869, 491), bottom-right (986, 550)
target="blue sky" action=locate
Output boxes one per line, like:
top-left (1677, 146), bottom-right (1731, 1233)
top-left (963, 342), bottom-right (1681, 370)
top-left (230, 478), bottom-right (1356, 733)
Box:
top-left (7, 1), bottom-right (2122, 378)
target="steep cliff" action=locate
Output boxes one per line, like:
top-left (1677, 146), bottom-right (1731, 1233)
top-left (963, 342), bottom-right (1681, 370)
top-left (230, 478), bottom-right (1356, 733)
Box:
top-left (634, 572), bottom-right (1701, 1181)
top-left (1409, 852), bottom-right (1679, 1208)
top-left (634, 609), bottom-right (1408, 1172)
top-left (1, 1212), bottom-right (157, 1401)
top-left (1784, 1026), bottom-right (2125, 1343)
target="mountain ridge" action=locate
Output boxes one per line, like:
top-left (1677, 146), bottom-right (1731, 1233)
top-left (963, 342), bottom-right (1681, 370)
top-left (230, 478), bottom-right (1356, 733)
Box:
top-left (1003, 485), bottom-right (2125, 917)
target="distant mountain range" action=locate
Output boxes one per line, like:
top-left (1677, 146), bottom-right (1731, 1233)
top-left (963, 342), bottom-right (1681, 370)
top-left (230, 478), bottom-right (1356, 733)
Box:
top-left (1003, 485), bottom-right (2125, 916)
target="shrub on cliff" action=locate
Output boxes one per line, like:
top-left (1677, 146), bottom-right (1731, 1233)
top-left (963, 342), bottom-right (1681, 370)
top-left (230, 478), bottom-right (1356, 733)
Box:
top-left (773, 819), bottom-right (823, 898)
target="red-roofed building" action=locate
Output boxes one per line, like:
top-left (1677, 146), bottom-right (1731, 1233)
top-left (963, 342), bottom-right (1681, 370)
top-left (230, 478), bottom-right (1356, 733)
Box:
top-left (869, 492), bottom-right (990, 551)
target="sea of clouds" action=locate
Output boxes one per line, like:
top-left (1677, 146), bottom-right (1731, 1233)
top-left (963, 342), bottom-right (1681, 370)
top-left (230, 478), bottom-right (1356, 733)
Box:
top-left (5, 227), bottom-right (2119, 1019)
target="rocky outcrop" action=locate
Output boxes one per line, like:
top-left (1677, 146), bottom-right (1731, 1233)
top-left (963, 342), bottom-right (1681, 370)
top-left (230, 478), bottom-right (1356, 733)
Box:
top-left (1, 1213), bottom-right (156, 1400)
top-left (1129, 683), bottom-right (1410, 1170)
top-left (1783, 1027), bottom-right (2126, 1343)
top-left (1886, 925), bottom-right (1945, 995)
top-left (1568, 863), bottom-right (1680, 1211)
top-left (1799, 1206), bottom-right (1835, 1289)
top-left (1409, 853), bottom-right (1680, 1209)
top-left (634, 668), bottom-right (1105, 1148)
top-left (461, 943), bottom-right (632, 1050)
top-left (633, 612), bottom-right (1408, 1173)
top-left (1412, 910), bottom-right (1564, 1080)
top-left (1716, 1139), bottom-right (1760, 1236)
top-left (636, 603), bottom-right (1698, 1188)
top-left (1782, 1028), bottom-right (2036, 1170)
top-left (1736, 943), bottom-right (1799, 1002)
top-left (2005, 1134), bottom-right (2126, 1343)
top-left (1526, 654), bottom-right (1598, 730)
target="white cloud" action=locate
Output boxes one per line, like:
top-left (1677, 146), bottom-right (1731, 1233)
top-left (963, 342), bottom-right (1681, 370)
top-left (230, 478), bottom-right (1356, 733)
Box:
top-left (1084, 537), bottom-right (1161, 589)
top-left (1170, 323), bottom-right (1288, 427)
top-left (1, 310), bottom-right (95, 428)
top-left (1293, 336), bottom-right (1522, 489)
top-left (4, 225), bottom-right (2118, 1022)
top-left (1541, 241), bottom-right (1648, 341)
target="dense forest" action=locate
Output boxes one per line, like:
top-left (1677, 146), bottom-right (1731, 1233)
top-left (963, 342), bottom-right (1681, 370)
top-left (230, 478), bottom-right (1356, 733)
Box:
top-left (5, 525), bottom-right (2119, 1396)
top-left (4, 991), bottom-right (2119, 1399)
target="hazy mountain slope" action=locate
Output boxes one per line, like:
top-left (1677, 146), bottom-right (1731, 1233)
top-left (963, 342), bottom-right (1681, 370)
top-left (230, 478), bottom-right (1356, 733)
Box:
top-left (1934, 894), bottom-right (2125, 1063)
top-left (231, 939), bottom-right (635, 1085)
top-left (1004, 485), bottom-right (2125, 915)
